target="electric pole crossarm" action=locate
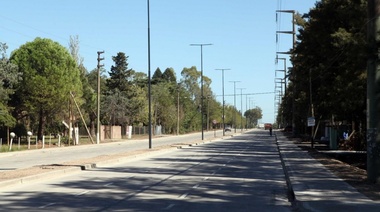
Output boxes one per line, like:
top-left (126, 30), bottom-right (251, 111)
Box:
top-left (276, 31), bottom-right (294, 34)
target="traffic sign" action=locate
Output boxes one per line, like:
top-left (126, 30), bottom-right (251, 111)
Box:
top-left (307, 117), bottom-right (315, 127)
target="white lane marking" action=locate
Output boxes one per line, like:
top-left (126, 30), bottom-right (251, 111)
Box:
top-left (75, 190), bottom-right (89, 196)
top-left (192, 184), bottom-right (200, 189)
top-left (179, 192), bottom-right (189, 199)
top-left (203, 177), bottom-right (209, 181)
top-left (104, 182), bottom-right (113, 187)
top-left (163, 204), bottom-right (176, 210)
top-left (39, 203), bottom-right (56, 208)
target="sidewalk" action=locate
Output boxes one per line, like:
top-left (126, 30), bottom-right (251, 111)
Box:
top-left (276, 132), bottom-right (380, 211)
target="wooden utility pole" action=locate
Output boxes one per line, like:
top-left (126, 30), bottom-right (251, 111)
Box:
top-left (97, 51), bottom-right (104, 144)
top-left (367, 0), bottom-right (380, 183)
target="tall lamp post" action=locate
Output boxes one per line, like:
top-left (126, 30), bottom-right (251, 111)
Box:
top-left (237, 88), bottom-right (246, 132)
top-left (216, 68), bottom-right (230, 136)
top-left (147, 0), bottom-right (152, 149)
top-left (190, 43), bottom-right (212, 140)
top-left (229, 81), bottom-right (240, 133)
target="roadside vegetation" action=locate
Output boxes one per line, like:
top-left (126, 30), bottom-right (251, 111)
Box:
top-left (0, 36), bottom-right (263, 150)
top-left (278, 0), bottom-right (367, 150)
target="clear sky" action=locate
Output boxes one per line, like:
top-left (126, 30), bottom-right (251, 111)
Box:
top-left (1, 0), bottom-right (317, 124)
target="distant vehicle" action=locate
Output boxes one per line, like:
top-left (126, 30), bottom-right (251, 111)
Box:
top-left (224, 127), bottom-right (232, 132)
top-left (264, 123), bottom-right (272, 130)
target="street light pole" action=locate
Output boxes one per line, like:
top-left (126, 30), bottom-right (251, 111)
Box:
top-left (177, 85), bottom-right (180, 135)
top-left (229, 81), bottom-right (240, 133)
top-left (190, 43), bottom-right (212, 140)
top-left (147, 0), bottom-right (152, 148)
top-left (216, 68), bottom-right (230, 136)
top-left (237, 88), bottom-right (246, 132)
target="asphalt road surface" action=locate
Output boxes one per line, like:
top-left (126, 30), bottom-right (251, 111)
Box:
top-left (0, 130), bottom-right (293, 211)
top-left (0, 130), bottom-right (224, 171)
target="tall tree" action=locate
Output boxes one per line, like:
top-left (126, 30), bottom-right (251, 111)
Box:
top-left (244, 107), bottom-right (262, 127)
top-left (105, 52), bottom-right (144, 126)
top-left (283, 0), bottom-right (367, 135)
top-left (0, 43), bottom-right (18, 127)
top-left (10, 37), bottom-right (82, 140)
top-left (152, 67), bottom-right (163, 84)
top-left (162, 67), bottom-right (177, 83)
top-left (106, 52), bottom-right (134, 92)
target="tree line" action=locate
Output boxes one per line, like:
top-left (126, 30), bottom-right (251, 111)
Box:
top-left (0, 37), bottom-right (263, 142)
top-left (278, 0), bottom-right (367, 149)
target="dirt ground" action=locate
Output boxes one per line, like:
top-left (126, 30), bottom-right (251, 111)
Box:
top-left (295, 141), bottom-right (380, 201)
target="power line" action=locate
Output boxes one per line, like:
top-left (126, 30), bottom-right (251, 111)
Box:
top-left (215, 92), bottom-right (274, 97)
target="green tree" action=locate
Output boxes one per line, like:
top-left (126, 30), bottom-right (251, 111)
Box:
top-left (105, 52), bottom-right (145, 126)
top-left (106, 52), bottom-right (134, 92)
top-left (0, 42), bottom-right (18, 128)
top-left (162, 67), bottom-right (177, 83)
top-left (282, 0), bottom-right (367, 135)
top-left (10, 37), bottom-right (82, 140)
top-left (152, 83), bottom-right (177, 133)
top-left (244, 107), bottom-right (262, 127)
top-left (180, 66), bottom-right (215, 132)
top-left (152, 67), bottom-right (163, 84)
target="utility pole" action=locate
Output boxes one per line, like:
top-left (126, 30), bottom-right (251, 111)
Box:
top-left (96, 51), bottom-right (104, 144)
top-left (367, 0), bottom-right (380, 184)
top-left (276, 10), bottom-right (296, 136)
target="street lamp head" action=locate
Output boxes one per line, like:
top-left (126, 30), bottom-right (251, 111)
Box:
top-left (190, 43), bottom-right (213, 46)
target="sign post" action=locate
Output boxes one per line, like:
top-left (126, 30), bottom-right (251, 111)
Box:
top-left (308, 117), bottom-right (315, 148)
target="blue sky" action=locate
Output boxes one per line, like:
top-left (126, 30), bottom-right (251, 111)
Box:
top-left (1, 0), bottom-right (317, 124)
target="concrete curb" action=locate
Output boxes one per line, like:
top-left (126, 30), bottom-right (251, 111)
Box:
top-left (0, 166), bottom-right (82, 190)
top-left (274, 133), bottom-right (298, 208)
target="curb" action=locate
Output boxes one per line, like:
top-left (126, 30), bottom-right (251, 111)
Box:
top-left (0, 166), bottom-right (82, 190)
top-left (274, 133), bottom-right (298, 208)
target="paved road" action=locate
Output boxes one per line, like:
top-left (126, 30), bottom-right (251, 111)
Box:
top-left (0, 130), bottom-right (292, 211)
top-left (0, 129), bottom-right (225, 171)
